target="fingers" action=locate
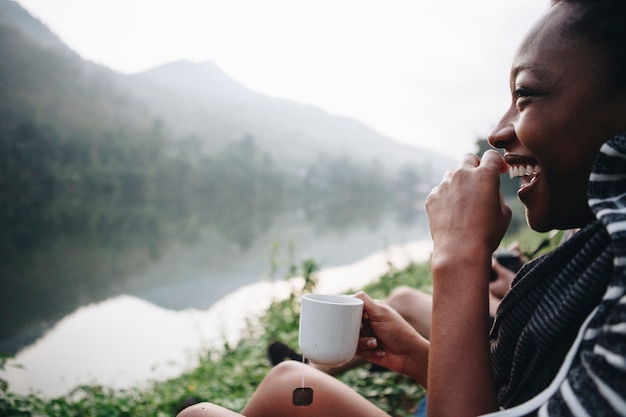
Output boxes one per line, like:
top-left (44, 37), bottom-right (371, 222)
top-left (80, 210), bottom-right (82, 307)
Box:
top-left (443, 153), bottom-right (481, 181)
top-left (489, 278), bottom-right (511, 300)
top-left (354, 291), bottom-right (375, 304)
top-left (344, 293), bottom-right (381, 359)
top-left (354, 292), bottom-right (380, 315)
top-left (437, 152), bottom-right (507, 196)
top-left (356, 332), bottom-right (387, 361)
top-left (457, 150), bottom-right (508, 174)
top-left (355, 292), bottom-right (389, 322)
top-left (358, 337), bottom-right (378, 349)
top-left (489, 261), bottom-right (515, 299)
top-left (355, 292), bottom-right (389, 357)
top-left (499, 189), bottom-right (513, 221)
top-left (459, 153), bottom-right (481, 168)
top-left (481, 150), bottom-right (510, 174)
top-left (357, 340), bottom-right (386, 360)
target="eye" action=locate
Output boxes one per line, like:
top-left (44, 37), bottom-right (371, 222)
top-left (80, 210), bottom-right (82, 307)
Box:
top-left (514, 86), bottom-right (533, 98)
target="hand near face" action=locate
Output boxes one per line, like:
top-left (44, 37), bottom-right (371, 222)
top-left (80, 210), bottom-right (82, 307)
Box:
top-left (354, 292), bottom-right (429, 384)
top-left (426, 151), bottom-right (512, 259)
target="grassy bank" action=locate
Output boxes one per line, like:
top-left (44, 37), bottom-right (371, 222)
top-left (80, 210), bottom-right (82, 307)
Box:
top-left (1, 228), bottom-right (557, 417)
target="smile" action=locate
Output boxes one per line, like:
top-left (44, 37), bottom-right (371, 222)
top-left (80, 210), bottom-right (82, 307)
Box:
top-left (509, 164), bottom-right (541, 181)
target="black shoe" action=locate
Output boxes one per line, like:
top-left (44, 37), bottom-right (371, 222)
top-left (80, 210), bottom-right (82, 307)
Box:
top-left (176, 396), bottom-right (203, 413)
top-left (268, 341), bottom-right (304, 365)
top-left (369, 363), bottom-right (389, 373)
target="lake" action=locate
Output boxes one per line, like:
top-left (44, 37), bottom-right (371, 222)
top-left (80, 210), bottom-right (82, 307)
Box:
top-left (0, 199), bottom-right (433, 398)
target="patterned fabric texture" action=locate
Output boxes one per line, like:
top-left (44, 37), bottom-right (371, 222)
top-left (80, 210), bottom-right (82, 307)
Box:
top-left (489, 132), bottom-right (626, 416)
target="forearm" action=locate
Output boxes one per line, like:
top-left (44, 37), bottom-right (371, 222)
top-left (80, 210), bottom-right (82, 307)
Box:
top-left (427, 249), bottom-right (499, 416)
top-left (402, 333), bottom-right (431, 387)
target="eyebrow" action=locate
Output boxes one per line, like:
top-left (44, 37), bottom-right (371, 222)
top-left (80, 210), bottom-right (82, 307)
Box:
top-left (511, 62), bottom-right (553, 81)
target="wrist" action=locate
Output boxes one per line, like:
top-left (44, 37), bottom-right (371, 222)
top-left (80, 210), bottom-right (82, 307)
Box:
top-left (431, 245), bottom-right (491, 288)
top-left (430, 245), bottom-right (492, 324)
top-left (404, 335), bottom-right (430, 387)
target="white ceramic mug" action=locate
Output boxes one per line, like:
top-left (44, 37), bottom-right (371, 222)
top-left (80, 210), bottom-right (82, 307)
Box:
top-left (298, 293), bottom-right (364, 367)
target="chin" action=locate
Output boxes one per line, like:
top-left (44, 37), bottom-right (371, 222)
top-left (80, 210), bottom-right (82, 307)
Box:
top-left (527, 221), bottom-right (553, 234)
top-left (527, 208), bottom-right (592, 233)
top-left (525, 208), bottom-right (554, 233)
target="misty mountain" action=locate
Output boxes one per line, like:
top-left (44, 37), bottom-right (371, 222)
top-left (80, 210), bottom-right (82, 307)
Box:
top-left (0, 2), bottom-right (159, 146)
top-left (130, 60), bottom-right (455, 175)
top-left (1, 0), bottom-right (454, 178)
top-left (0, 0), bottom-right (74, 54)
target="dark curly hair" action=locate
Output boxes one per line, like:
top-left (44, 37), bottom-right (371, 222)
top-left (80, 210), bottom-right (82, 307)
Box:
top-left (551, 0), bottom-right (626, 91)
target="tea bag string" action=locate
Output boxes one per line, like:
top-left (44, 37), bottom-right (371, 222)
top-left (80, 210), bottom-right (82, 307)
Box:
top-left (301, 356), bottom-right (306, 387)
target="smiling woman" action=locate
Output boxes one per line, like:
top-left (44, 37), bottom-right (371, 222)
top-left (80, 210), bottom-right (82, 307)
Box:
top-left (430, 0), bottom-right (626, 415)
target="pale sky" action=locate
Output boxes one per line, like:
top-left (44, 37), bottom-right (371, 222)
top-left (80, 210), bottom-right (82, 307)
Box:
top-left (16, 0), bottom-right (549, 159)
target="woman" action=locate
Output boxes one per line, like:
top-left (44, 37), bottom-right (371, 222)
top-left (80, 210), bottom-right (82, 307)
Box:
top-left (179, 1), bottom-right (626, 415)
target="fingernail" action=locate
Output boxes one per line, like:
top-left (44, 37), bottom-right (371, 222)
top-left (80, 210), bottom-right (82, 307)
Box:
top-left (366, 338), bottom-right (377, 348)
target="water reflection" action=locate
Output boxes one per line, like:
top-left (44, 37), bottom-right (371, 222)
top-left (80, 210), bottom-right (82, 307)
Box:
top-left (0, 183), bottom-right (428, 356)
top-left (1, 240), bottom-right (432, 398)
top-left (3, 287), bottom-right (292, 398)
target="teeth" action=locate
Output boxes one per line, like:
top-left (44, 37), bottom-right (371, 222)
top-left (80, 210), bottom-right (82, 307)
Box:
top-left (509, 164), bottom-right (541, 179)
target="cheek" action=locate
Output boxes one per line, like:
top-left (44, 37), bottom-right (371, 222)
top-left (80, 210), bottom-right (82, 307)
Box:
top-left (517, 112), bottom-right (597, 176)
top-left (515, 115), bottom-right (560, 161)
top-left (516, 117), bottom-right (593, 216)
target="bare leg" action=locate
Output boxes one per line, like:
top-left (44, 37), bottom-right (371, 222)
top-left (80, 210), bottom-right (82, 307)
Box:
top-left (242, 361), bottom-right (391, 417)
top-left (178, 362), bottom-right (391, 417)
top-left (386, 286), bottom-right (433, 340)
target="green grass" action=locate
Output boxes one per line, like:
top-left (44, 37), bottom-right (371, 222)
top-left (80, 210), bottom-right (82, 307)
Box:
top-left (1, 227), bottom-right (554, 417)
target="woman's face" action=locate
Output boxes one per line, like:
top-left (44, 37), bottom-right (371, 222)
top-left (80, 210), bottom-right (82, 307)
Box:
top-left (488, 3), bottom-right (626, 232)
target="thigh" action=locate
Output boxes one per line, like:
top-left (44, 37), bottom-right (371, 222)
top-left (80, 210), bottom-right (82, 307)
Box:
top-left (242, 361), bottom-right (392, 417)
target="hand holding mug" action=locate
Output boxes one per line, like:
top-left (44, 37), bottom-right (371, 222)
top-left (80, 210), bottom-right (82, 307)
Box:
top-left (355, 292), bottom-right (429, 384)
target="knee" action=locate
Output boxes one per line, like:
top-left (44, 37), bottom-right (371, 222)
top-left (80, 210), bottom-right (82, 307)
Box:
top-left (387, 286), bottom-right (419, 313)
top-left (176, 401), bottom-right (215, 417)
top-left (252, 361), bottom-right (313, 400)
top-left (265, 360), bottom-right (308, 383)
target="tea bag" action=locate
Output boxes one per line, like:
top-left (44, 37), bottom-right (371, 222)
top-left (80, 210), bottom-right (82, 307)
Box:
top-left (292, 387), bottom-right (314, 406)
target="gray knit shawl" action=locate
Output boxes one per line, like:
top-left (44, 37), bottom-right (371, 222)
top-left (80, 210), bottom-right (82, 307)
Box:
top-left (490, 221), bottom-right (612, 407)
top-left (490, 132), bottom-right (626, 412)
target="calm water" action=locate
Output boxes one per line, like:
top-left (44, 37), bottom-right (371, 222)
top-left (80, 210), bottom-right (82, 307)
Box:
top-left (0, 200), bottom-right (432, 397)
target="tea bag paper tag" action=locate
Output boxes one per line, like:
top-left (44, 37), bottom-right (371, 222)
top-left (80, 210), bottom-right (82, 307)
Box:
top-left (292, 387), bottom-right (314, 406)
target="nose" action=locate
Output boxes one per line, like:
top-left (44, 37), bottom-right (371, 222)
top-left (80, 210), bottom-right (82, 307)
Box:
top-left (488, 108), bottom-right (516, 150)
